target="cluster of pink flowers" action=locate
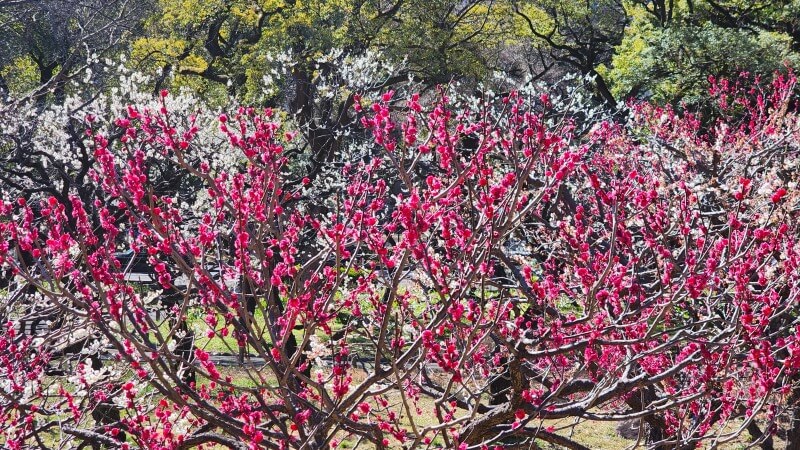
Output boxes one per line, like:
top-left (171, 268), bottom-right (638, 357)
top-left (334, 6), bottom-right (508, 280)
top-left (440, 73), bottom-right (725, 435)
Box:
top-left (1, 70), bottom-right (799, 449)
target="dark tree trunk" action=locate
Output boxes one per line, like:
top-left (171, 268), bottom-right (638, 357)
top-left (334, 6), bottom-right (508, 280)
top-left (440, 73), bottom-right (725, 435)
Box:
top-left (625, 386), bottom-right (671, 448)
top-left (0, 73), bottom-right (8, 97)
top-left (590, 69), bottom-right (617, 109)
top-left (489, 356), bottom-right (511, 406)
top-left (786, 385), bottom-right (800, 450)
top-left (746, 420), bottom-right (774, 450)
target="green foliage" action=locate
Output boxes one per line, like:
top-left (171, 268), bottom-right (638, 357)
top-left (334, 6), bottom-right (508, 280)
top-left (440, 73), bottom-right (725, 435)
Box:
top-left (604, 1), bottom-right (800, 105)
top-left (130, 0), bottom-right (522, 100)
top-left (4, 0), bottom-right (800, 111)
top-left (0, 56), bottom-right (39, 95)
top-left (373, 0), bottom-right (518, 83)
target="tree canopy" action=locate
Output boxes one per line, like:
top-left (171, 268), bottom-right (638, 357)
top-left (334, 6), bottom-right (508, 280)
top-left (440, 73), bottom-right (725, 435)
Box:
top-left (3, 0), bottom-right (798, 107)
top-left (3, 1), bottom-right (800, 449)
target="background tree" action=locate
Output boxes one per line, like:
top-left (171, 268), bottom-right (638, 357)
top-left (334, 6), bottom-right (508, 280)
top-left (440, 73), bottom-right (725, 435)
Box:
top-left (600, 0), bottom-right (800, 106)
top-left (512, 0), bottom-right (628, 106)
top-left (0, 0), bottom-right (151, 104)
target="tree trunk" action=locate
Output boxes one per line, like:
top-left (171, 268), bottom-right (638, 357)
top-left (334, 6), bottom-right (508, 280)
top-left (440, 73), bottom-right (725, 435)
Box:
top-left (746, 420), bottom-right (774, 450)
top-left (590, 69), bottom-right (617, 109)
top-left (625, 386), bottom-right (672, 448)
top-left (786, 385), bottom-right (800, 450)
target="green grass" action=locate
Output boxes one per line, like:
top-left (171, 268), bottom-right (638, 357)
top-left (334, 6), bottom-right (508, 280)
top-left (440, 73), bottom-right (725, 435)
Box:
top-left (8, 361), bottom-right (787, 450)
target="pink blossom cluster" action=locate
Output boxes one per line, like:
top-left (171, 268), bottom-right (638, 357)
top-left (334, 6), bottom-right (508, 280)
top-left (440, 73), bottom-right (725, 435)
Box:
top-left (1, 71), bottom-right (799, 449)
